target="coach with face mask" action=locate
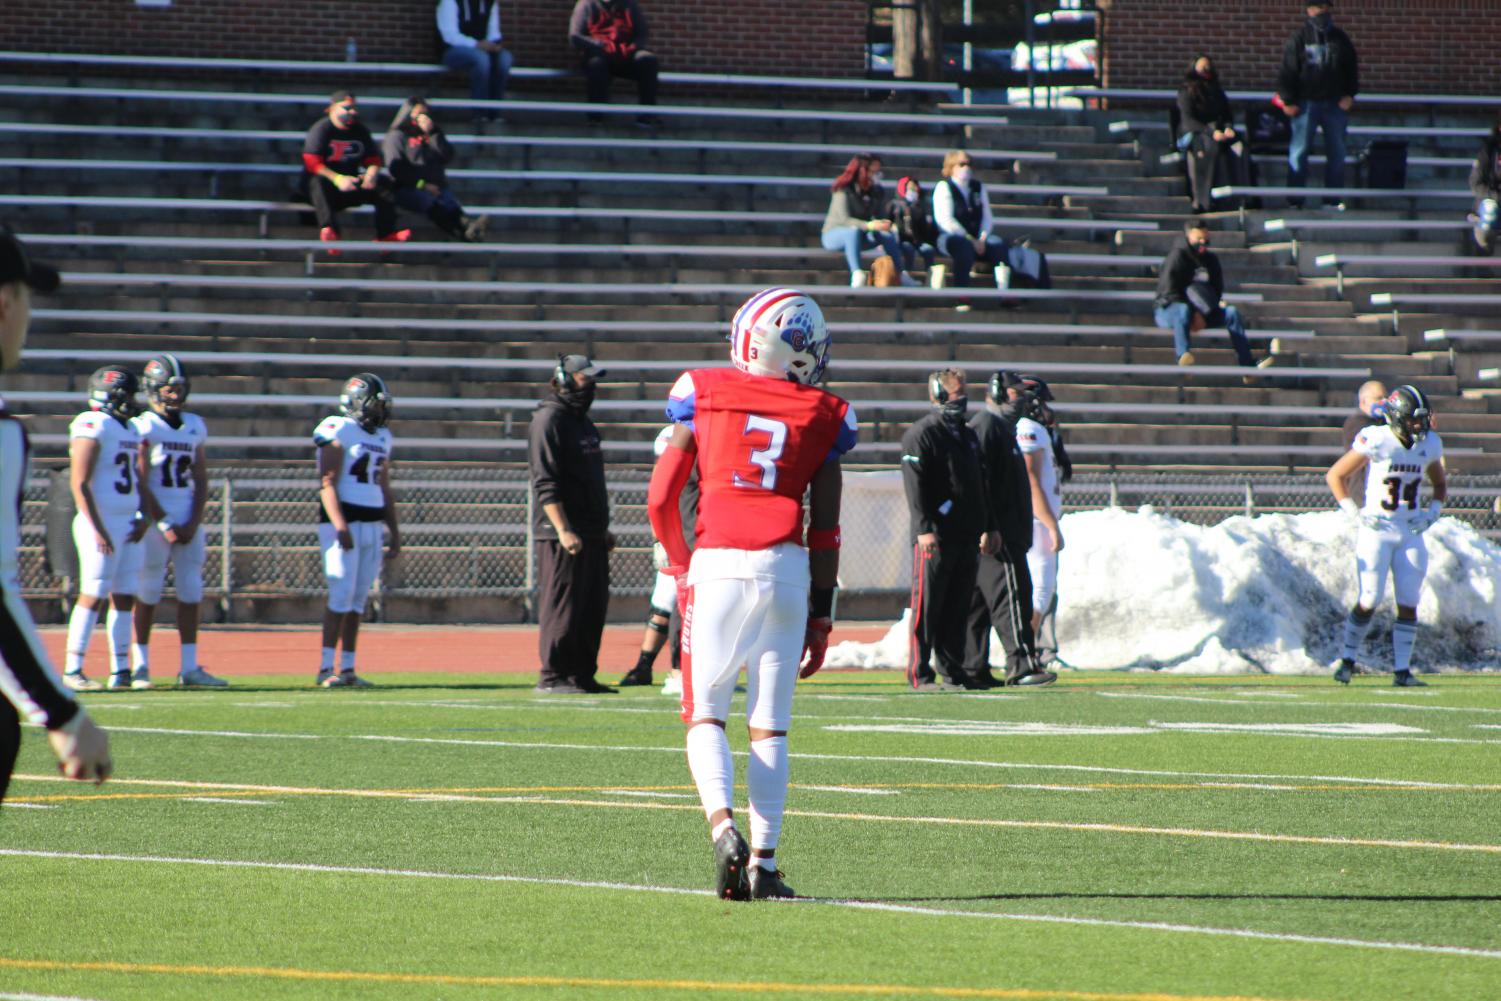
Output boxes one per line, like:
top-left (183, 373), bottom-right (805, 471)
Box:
top-left (528, 354), bottom-right (617, 694)
top-left (900, 369), bottom-right (998, 691)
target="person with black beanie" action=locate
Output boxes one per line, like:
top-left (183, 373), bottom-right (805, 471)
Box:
top-left (1276, 2), bottom-right (1359, 206)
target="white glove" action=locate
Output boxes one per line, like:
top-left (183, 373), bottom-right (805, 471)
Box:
top-left (1410, 500), bottom-right (1443, 534)
top-left (651, 541), bottom-right (670, 572)
top-left (1338, 497), bottom-right (1361, 522)
top-left (1361, 512), bottom-right (1394, 532)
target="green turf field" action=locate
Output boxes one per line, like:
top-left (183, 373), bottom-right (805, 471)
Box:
top-left (3, 671), bottom-right (1499, 1001)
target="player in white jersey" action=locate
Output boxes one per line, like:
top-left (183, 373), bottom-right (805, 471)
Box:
top-left (131, 355), bottom-right (226, 689)
top-left (63, 366), bottom-right (147, 691)
top-left (618, 425), bottom-right (693, 695)
top-left (314, 373), bottom-right (400, 688)
top-left (1013, 387), bottom-right (1063, 637)
top-left (1325, 385), bottom-right (1447, 687)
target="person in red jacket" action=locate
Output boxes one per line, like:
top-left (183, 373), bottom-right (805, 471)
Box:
top-left (568, 0), bottom-right (660, 127)
top-left (301, 90), bottom-right (409, 251)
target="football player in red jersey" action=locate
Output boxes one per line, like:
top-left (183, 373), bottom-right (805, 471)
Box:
top-left (647, 287), bottom-right (856, 901)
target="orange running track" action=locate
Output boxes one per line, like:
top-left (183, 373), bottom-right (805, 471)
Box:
top-left (35, 623), bottom-right (892, 677)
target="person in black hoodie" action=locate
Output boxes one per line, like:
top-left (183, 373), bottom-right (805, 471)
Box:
top-left (528, 355), bottom-right (617, 695)
top-left (1154, 220), bottom-right (1260, 369)
top-left (1176, 55), bottom-right (1247, 213)
top-left (901, 369), bottom-right (998, 691)
top-left (887, 176), bottom-right (940, 281)
top-left (1276, 2), bottom-right (1359, 205)
top-left (384, 97), bottom-right (488, 243)
top-left (1468, 119), bottom-right (1501, 252)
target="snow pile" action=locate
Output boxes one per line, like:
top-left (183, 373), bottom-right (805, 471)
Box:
top-left (827, 507), bottom-right (1501, 675)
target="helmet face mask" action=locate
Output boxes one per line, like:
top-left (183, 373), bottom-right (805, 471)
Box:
top-left (1384, 385), bottom-right (1431, 449)
top-left (88, 365), bottom-right (141, 420)
top-left (142, 354), bottom-right (190, 414)
top-left (729, 288), bottom-right (830, 386)
top-left (339, 373), bottom-right (392, 431)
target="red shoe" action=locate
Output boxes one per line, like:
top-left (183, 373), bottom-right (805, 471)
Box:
top-left (376, 228), bottom-right (412, 243)
top-left (319, 227), bottom-right (341, 257)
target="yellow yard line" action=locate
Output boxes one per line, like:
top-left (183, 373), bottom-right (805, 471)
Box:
top-left (0, 956), bottom-right (1322, 1001)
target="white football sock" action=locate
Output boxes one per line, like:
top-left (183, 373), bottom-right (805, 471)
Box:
top-left (106, 605), bottom-right (132, 674)
top-left (339, 650), bottom-right (356, 672)
top-left (746, 736), bottom-right (788, 854)
top-left (1341, 611), bottom-right (1373, 661)
top-left (180, 643), bottom-right (198, 676)
top-left (686, 723), bottom-right (734, 823)
top-left (65, 604), bottom-right (100, 674)
top-left (1393, 620), bottom-right (1418, 672)
top-left (131, 642), bottom-right (149, 672)
top-left (319, 647), bottom-right (336, 672)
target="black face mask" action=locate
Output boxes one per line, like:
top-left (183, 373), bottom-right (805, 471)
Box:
top-left (558, 382), bottom-right (596, 412)
top-left (938, 396), bottom-right (969, 424)
top-left (1310, 11), bottom-right (1331, 28)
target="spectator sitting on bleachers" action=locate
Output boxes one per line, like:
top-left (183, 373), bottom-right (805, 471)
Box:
top-left (888, 177), bottom-right (941, 286)
top-left (384, 97), bottom-right (488, 243)
top-left (822, 154), bottom-right (915, 288)
top-left (1176, 54), bottom-right (1247, 214)
top-left (302, 90), bottom-right (409, 252)
top-left (569, 0), bottom-right (660, 128)
top-left (932, 150), bottom-right (1050, 293)
top-left (1154, 219), bottom-right (1263, 371)
top-left (436, 0), bottom-right (513, 123)
top-left (1468, 119), bottom-right (1501, 253)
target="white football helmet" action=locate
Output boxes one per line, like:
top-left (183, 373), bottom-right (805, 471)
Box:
top-left (729, 287), bottom-right (830, 385)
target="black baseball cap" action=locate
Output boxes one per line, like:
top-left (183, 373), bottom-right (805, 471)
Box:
top-left (0, 229), bottom-right (60, 293)
top-left (559, 354), bottom-right (605, 379)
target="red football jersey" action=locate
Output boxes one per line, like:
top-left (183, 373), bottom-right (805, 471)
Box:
top-left (666, 367), bottom-right (857, 550)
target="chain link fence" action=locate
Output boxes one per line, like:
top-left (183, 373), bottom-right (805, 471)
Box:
top-left (21, 468), bottom-right (1501, 607)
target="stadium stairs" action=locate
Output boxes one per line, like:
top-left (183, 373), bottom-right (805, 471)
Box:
top-left (3, 64), bottom-right (1499, 621)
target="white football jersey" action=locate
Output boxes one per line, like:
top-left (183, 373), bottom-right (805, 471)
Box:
top-left (132, 410), bottom-right (208, 520)
top-left (1354, 424), bottom-right (1443, 524)
top-left (313, 414), bottom-right (394, 509)
top-left (69, 409), bottom-right (142, 518)
top-left (1015, 415), bottom-right (1061, 519)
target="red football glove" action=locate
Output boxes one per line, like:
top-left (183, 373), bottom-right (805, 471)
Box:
top-left (799, 617), bottom-right (833, 679)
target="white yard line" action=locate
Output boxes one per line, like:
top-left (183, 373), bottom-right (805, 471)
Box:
top-left (0, 992), bottom-right (112, 1001)
top-left (796, 785), bottom-right (902, 796)
top-left (1101, 692), bottom-right (1501, 714)
top-left (4, 848), bottom-right (1498, 962)
top-left (180, 797), bottom-right (277, 806)
top-left (44, 728), bottom-right (1501, 790)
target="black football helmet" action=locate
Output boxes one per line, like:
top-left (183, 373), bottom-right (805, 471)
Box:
top-left (87, 365), bottom-right (141, 420)
top-left (339, 373), bottom-right (392, 431)
top-left (1385, 385), bottom-right (1431, 448)
top-left (141, 353), bottom-right (190, 411)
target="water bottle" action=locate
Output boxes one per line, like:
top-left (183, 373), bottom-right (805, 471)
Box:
top-left (346, 37), bottom-right (358, 63)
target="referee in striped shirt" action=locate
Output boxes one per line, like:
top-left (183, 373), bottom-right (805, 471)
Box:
top-left (0, 228), bottom-right (111, 801)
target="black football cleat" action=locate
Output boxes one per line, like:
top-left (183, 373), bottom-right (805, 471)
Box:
top-left (713, 826), bottom-right (751, 901)
top-left (534, 680), bottom-right (586, 694)
top-left (1010, 669), bottom-right (1058, 687)
top-left (617, 666), bottom-right (653, 687)
top-left (749, 865), bottom-right (797, 900)
top-left (1332, 659), bottom-right (1354, 685)
top-left (1393, 670), bottom-right (1428, 688)
top-left (578, 678), bottom-right (619, 694)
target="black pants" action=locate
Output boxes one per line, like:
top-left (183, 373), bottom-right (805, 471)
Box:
top-left (0, 697), bottom-right (17, 804)
top-left (1185, 133), bottom-right (1249, 211)
top-left (965, 548), bottom-right (1036, 681)
top-left (582, 50), bottom-right (659, 106)
top-left (308, 175), bottom-right (399, 237)
top-left (536, 539), bottom-right (610, 687)
top-left (907, 540), bottom-right (978, 687)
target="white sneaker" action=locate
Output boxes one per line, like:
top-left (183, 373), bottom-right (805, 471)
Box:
top-left (63, 672), bottom-right (104, 692)
top-left (130, 667), bottom-right (153, 690)
top-left (661, 674), bottom-right (683, 697)
top-left (994, 265), bottom-right (1012, 290)
top-left (898, 272), bottom-right (921, 287)
top-left (179, 667), bottom-right (229, 688)
top-left (849, 270), bottom-right (868, 288)
top-left (107, 671), bottom-right (131, 690)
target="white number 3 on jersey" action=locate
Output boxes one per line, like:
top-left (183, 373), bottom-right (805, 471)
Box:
top-left (732, 414), bottom-right (788, 490)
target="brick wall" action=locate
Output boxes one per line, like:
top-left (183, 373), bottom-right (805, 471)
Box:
top-left (1098, 0), bottom-right (1501, 97)
top-left (0, 0), bottom-right (867, 77)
